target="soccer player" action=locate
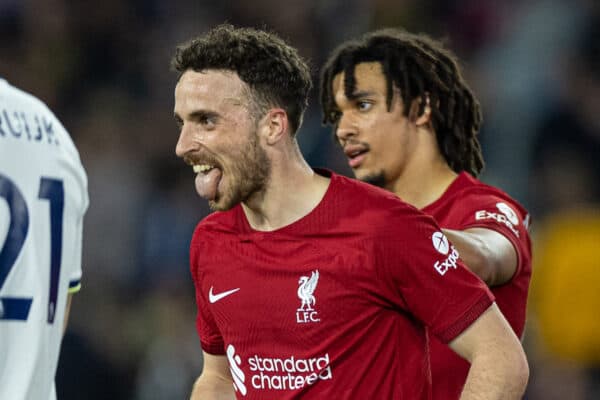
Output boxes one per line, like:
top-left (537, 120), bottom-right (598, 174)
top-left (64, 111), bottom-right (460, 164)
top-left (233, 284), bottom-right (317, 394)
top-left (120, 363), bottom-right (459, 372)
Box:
top-left (173, 25), bottom-right (528, 399)
top-left (320, 28), bottom-right (532, 399)
top-left (0, 79), bottom-right (89, 400)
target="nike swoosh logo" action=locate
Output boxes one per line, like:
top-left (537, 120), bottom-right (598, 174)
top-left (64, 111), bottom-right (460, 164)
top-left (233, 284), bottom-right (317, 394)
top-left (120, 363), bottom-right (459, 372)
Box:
top-left (209, 286), bottom-right (240, 303)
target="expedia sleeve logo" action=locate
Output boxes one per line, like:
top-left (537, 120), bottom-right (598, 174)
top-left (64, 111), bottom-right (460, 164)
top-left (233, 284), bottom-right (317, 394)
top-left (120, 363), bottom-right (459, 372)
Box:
top-left (432, 232), bottom-right (460, 276)
top-left (474, 202), bottom-right (520, 237)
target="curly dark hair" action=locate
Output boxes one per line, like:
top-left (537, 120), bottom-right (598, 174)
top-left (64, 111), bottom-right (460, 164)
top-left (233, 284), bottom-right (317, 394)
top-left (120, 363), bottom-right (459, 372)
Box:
top-left (320, 28), bottom-right (484, 176)
top-left (172, 24), bottom-right (312, 135)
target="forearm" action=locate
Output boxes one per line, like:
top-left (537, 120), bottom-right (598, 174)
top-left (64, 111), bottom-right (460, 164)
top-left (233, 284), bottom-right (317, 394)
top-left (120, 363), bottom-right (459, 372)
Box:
top-left (460, 349), bottom-right (529, 400)
top-left (453, 305), bottom-right (529, 400)
top-left (190, 374), bottom-right (235, 400)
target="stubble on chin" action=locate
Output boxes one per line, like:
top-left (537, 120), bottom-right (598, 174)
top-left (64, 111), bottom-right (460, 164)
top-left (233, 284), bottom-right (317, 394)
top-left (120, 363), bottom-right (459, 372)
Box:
top-left (207, 199), bottom-right (222, 211)
top-left (208, 142), bottom-right (271, 212)
top-left (359, 171), bottom-right (387, 189)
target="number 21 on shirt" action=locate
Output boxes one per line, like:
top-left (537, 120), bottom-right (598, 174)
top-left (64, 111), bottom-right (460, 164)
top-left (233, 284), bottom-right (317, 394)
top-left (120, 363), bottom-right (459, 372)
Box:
top-left (0, 174), bottom-right (64, 323)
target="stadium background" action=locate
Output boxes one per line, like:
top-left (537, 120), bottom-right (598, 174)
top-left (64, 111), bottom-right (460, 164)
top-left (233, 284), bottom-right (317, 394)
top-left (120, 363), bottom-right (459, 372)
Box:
top-left (1, 0), bottom-right (599, 398)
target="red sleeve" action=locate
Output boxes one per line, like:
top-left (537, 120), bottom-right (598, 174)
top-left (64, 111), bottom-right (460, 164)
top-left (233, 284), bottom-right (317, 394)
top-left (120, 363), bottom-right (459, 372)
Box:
top-left (190, 227), bottom-right (225, 355)
top-left (455, 194), bottom-right (532, 280)
top-left (377, 210), bottom-right (494, 343)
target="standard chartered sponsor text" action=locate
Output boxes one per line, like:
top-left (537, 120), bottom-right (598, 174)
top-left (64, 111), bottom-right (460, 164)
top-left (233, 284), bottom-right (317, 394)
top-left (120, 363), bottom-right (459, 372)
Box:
top-left (248, 353), bottom-right (332, 390)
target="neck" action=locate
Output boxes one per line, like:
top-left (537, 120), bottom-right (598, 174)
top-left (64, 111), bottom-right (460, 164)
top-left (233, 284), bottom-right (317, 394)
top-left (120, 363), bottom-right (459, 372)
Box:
top-left (242, 142), bottom-right (330, 231)
top-left (388, 129), bottom-right (458, 209)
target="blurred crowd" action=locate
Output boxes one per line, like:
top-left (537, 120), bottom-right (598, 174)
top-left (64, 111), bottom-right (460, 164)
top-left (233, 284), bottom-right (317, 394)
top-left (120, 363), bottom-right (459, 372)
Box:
top-left (1, 0), bottom-right (599, 398)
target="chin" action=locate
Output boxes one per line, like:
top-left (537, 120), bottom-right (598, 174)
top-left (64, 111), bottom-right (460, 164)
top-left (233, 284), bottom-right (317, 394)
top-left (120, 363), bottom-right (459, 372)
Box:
top-left (208, 194), bottom-right (235, 212)
top-left (208, 199), bottom-right (225, 212)
top-left (353, 168), bottom-right (369, 180)
top-left (359, 171), bottom-right (386, 188)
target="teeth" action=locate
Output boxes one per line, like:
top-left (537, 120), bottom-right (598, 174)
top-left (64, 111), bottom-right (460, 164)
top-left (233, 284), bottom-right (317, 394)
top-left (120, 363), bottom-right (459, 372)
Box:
top-left (193, 164), bottom-right (214, 173)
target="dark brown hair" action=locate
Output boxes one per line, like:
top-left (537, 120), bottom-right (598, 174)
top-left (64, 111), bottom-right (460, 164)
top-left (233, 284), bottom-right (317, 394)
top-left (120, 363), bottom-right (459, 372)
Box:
top-left (172, 24), bottom-right (312, 135)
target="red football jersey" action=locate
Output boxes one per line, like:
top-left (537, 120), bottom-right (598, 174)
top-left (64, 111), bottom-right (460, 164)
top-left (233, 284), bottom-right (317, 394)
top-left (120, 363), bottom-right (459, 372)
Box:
top-left (190, 171), bottom-right (494, 399)
top-left (422, 172), bottom-right (532, 400)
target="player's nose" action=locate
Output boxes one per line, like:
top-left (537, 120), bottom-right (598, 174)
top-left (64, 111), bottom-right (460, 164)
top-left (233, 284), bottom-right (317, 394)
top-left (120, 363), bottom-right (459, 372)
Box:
top-left (175, 124), bottom-right (196, 158)
top-left (336, 115), bottom-right (358, 142)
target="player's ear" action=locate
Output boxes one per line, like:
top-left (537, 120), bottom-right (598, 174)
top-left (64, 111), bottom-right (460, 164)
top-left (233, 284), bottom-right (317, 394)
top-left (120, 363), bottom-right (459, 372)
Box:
top-left (263, 108), bottom-right (288, 145)
top-left (410, 94), bottom-right (432, 127)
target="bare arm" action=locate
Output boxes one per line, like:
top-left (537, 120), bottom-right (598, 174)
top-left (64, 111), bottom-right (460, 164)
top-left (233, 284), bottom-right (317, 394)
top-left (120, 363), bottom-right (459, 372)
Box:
top-left (449, 303), bottom-right (529, 400)
top-left (442, 228), bottom-right (517, 286)
top-left (190, 352), bottom-right (235, 400)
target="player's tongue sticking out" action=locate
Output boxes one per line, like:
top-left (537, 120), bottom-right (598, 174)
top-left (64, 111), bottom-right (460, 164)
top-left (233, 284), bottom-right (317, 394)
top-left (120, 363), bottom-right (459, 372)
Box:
top-left (194, 166), bottom-right (222, 200)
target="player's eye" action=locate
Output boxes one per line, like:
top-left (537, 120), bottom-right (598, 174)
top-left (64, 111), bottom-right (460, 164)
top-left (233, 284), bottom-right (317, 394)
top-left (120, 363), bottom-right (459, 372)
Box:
top-left (194, 113), bottom-right (218, 130)
top-left (357, 101), bottom-right (373, 111)
top-left (200, 116), bottom-right (216, 128)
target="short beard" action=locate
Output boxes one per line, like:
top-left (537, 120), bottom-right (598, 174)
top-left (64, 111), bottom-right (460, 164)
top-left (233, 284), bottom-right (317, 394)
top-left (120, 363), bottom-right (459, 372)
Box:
top-left (360, 172), bottom-right (387, 189)
top-left (208, 129), bottom-right (271, 211)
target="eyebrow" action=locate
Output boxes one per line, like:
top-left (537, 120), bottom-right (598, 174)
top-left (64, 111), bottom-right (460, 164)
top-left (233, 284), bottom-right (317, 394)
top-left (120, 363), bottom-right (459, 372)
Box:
top-left (346, 90), bottom-right (376, 100)
top-left (190, 110), bottom-right (219, 119)
top-left (174, 109), bottom-right (219, 121)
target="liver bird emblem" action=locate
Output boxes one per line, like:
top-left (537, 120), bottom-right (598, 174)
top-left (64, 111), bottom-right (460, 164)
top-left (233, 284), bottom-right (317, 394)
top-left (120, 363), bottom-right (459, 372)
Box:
top-left (297, 270), bottom-right (319, 311)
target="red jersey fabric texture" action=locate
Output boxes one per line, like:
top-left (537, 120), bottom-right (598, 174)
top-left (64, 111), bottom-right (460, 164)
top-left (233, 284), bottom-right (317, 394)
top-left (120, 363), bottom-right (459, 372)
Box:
top-left (422, 172), bottom-right (532, 400)
top-left (190, 171), bottom-right (494, 399)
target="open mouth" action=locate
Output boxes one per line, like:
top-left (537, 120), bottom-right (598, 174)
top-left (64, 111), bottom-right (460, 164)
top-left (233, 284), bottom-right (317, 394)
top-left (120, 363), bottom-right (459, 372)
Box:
top-left (344, 145), bottom-right (369, 168)
top-left (191, 163), bottom-right (223, 201)
top-left (193, 164), bottom-right (216, 174)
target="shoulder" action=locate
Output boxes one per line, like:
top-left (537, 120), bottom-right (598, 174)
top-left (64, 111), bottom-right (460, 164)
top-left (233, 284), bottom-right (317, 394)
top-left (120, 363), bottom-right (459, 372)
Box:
top-left (192, 207), bottom-right (240, 243)
top-left (441, 174), bottom-right (532, 243)
top-left (1, 80), bottom-right (65, 135)
top-left (331, 172), bottom-right (412, 211)
top-left (331, 172), bottom-right (440, 238)
top-left (2, 80), bottom-right (82, 161)
top-left (1, 80), bottom-right (88, 206)
top-left (449, 173), bottom-right (529, 218)
top-left (1, 79), bottom-right (47, 110)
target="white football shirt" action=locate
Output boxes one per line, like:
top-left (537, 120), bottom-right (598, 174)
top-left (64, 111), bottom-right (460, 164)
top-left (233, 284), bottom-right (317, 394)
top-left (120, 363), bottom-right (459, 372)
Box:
top-left (0, 78), bottom-right (89, 400)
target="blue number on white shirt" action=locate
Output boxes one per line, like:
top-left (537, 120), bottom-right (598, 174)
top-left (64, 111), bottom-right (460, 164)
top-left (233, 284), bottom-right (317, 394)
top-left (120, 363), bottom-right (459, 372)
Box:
top-left (38, 178), bottom-right (64, 323)
top-left (0, 174), bottom-right (64, 323)
top-left (0, 174), bottom-right (30, 320)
